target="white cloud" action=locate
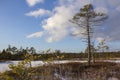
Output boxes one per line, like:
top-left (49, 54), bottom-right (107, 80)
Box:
top-left (26, 0), bottom-right (120, 43)
top-left (59, 0), bottom-right (91, 6)
top-left (26, 0), bottom-right (80, 42)
top-left (26, 0), bottom-right (44, 7)
top-left (25, 9), bottom-right (52, 18)
top-left (42, 6), bottom-right (74, 42)
top-left (26, 0), bottom-right (108, 43)
top-left (70, 26), bottom-right (87, 39)
top-left (96, 37), bottom-right (105, 43)
top-left (26, 31), bottom-right (43, 38)
top-left (94, 7), bottom-right (108, 14)
top-left (41, 0), bottom-right (91, 42)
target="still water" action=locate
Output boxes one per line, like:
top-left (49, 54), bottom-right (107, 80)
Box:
top-left (0, 60), bottom-right (87, 72)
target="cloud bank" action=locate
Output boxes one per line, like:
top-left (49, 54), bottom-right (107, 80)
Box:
top-left (26, 0), bottom-right (120, 43)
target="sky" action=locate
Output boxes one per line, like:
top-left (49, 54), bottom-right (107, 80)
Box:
top-left (0, 0), bottom-right (120, 52)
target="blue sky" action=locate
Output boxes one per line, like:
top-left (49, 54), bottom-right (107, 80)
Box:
top-left (0, 0), bottom-right (120, 52)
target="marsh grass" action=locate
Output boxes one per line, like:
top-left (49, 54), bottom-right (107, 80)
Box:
top-left (0, 62), bottom-right (120, 80)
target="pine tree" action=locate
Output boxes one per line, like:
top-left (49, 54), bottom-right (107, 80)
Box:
top-left (70, 4), bottom-right (108, 65)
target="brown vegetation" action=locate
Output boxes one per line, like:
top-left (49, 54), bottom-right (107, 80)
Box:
top-left (0, 62), bottom-right (120, 80)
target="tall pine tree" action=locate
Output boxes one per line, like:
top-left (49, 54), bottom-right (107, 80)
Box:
top-left (70, 4), bottom-right (108, 65)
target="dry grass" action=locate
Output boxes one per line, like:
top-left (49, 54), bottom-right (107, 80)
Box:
top-left (0, 61), bottom-right (120, 80)
top-left (50, 62), bottom-right (120, 80)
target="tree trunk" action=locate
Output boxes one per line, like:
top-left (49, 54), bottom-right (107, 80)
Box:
top-left (86, 17), bottom-right (91, 66)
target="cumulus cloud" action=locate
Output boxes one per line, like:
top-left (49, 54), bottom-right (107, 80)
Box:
top-left (26, 0), bottom-right (120, 43)
top-left (25, 9), bottom-right (52, 18)
top-left (26, 0), bottom-right (92, 42)
top-left (41, 0), bottom-right (93, 42)
top-left (26, 0), bottom-right (44, 7)
top-left (27, 31), bottom-right (43, 38)
top-left (42, 6), bottom-right (74, 42)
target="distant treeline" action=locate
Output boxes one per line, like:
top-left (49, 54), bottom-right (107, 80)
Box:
top-left (0, 49), bottom-right (120, 60)
top-left (0, 45), bottom-right (120, 60)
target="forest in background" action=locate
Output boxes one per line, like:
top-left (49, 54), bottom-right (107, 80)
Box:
top-left (0, 45), bottom-right (120, 61)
